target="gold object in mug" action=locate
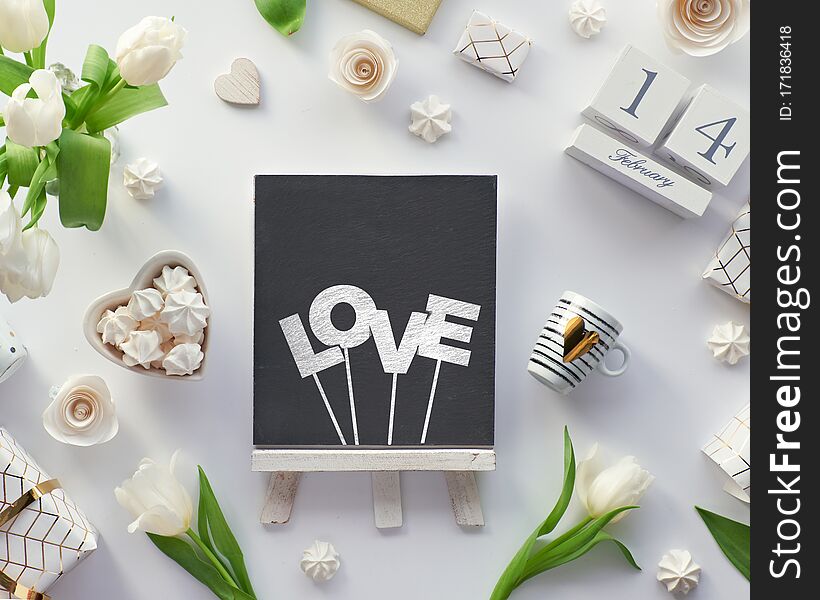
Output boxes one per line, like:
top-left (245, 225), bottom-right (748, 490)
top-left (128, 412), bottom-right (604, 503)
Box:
top-left (563, 316), bottom-right (600, 363)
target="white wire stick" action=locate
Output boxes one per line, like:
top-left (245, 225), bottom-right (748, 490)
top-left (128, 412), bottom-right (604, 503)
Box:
top-left (388, 373), bottom-right (398, 445)
top-left (344, 348), bottom-right (360, 445)
top-left (420, 360), bottom-right (442, 444)
top-left (313, 373), bottom-right (347, 445)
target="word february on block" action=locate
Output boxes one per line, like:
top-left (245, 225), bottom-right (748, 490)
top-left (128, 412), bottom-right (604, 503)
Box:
top-left (657, 85), bottom-right (750, 187)
top-left (582, 44), bottom-right (690, 148)
top-left (565, 124), bottom-right (712, 218)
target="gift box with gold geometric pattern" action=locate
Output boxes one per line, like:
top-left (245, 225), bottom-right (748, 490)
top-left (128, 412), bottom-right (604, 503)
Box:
top-left (1, 428), bottom-right (97, 600)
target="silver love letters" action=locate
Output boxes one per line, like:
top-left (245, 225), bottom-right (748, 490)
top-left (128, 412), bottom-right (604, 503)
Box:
top-left (280, 285), bottom-right (481, 378)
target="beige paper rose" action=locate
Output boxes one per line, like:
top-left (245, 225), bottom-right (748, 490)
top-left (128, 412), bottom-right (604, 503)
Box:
top-left (43, 375), bottom-right (119, 446)
top-left (658, 0), bottom-right (750, 57)
top-left (328, 30), bottom-right (398, 102)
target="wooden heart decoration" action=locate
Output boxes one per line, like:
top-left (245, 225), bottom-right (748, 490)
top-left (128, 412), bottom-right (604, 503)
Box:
top-left (214, 58), bottom-right (260, 105)
top-left (82, 250), bottom-right (210, 381)
top-left (563, 316), bottom-right (599, 363)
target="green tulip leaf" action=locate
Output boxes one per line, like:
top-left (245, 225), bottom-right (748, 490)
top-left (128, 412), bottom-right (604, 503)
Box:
top-left (197, 467), bottom-right (257, 598)
top-left (0, 54), bottom-right (34, 95)
top-left (56, 129), bottom-right (110, 231)
top-left (4, 139), bottom-right (39, 187)
top-left (489, 428), bottom-right (576, 600)
top-left (696, 506), bottom-right (750, 581)
top-left (521, 505), bottom-right (638, 581)
top-left (84, 84), bottom-right (167, 133)
top-left (147, 534), bottom-right (256, 600)
top-left (254, 0), bottom-right (306, 36)
top-left (21, 142), bottom-right (58, 228)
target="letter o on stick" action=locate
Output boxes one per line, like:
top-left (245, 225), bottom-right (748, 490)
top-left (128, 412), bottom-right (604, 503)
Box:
top-left (309, 285), bottom-right (377, 349)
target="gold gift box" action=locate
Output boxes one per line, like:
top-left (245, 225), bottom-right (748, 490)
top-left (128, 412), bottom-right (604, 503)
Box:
top-left (1, 428), bottom-right (97, 599)
top-left (350, 0), bottom-right (443, 35)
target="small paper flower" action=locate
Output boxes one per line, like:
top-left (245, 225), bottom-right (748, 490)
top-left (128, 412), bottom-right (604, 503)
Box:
top-left (43, 375), bottom-right (119, 447)
top-left (328, 30), bottom-right (398, 102)
top-left (657, 0), bottom-right (750, 57)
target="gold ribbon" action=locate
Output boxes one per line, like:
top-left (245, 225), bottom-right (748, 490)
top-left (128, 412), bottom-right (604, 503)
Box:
top-left (0, 479), bottom-right (61, 600)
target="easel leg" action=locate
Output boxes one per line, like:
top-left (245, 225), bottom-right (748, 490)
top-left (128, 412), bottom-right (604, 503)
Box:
top-left (261, 472), bottom-right (301, 525)
top-left (371, 472), bottom-right (403, 529)
top-left (445, 472), bottom-right (485, 527)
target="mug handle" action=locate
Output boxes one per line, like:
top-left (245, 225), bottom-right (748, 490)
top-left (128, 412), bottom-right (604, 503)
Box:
top-left (597, 341), bottom-right (631, 377)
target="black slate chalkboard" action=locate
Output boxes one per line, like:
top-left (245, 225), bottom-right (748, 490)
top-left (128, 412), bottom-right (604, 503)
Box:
top-left (254, 176), bottom-right (496, 448)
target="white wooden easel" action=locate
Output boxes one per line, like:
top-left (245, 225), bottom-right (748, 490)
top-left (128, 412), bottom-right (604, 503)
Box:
top-left (252, 449), bottom-right (495, 528)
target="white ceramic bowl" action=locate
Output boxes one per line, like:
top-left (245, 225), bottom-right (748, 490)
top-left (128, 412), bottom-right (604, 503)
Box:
top-left (83, 250), bottom-right (210, 381)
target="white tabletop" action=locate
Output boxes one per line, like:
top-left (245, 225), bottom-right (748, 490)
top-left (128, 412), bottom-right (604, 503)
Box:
top-left (1, 1), bottom-right (750, 598)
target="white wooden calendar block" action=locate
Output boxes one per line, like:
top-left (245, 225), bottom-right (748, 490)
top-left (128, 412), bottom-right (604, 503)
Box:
top-left (582, 44), bottom-right (690, 148)
top-left (656, 85), bottom-right (750, 187)
top-left (565, 124), bottom-right (712, 218)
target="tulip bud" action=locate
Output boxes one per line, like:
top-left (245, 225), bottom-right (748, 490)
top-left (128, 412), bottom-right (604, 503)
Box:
top-left (0, 0), bottom-right (50, 53)
top-left (115, 16), bottom-right (187, 86)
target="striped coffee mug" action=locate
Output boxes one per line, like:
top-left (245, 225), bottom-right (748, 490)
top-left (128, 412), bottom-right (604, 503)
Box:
top-left (527, 291), bottom-right (630, 395)
top-left (0, 314), bottom-right (27, 384)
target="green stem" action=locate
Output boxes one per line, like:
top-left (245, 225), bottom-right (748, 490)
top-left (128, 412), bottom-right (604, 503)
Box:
top-left (23, 51), bottom-right (34, 67)
top-left (90, 77), bottom-right (127, 112)
top-left (186, 529), bottom-right (239, 589)
top-left (0, 116), bottom-right (5, 128)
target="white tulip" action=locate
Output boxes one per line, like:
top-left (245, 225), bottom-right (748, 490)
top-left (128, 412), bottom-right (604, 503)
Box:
top-left (328, 30), bottom-right (398, 103)
top-left (0, 226), bottom-right (59, 303)
top-left (657, 0), bottom-right (750, 57)
top-left (3, 69), bottom-right (66, 147)
top-left (576, 444), bottom-right (654, 524)
top-left (0, 0), bottom-right (50, 53)
top-left (115, 16), bottom-right (187, 86)
top-left (115, 450), bottom-right (193, 537)
top-left (0, 190), bottom-right (22, 258)
top-left (43, 375), bottom-right (119, 447)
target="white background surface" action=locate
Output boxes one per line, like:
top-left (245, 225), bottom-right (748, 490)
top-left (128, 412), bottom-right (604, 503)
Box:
top-left (1, 1), bottom-right (750, 598)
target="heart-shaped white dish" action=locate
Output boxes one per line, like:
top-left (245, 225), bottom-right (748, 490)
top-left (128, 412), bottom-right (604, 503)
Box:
top-left (83, 250), bottom-right (210, 381)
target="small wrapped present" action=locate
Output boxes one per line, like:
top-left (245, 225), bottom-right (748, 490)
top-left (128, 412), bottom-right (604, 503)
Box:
top-left (702, 202), bottom-right (750, 303)
top-left (702, 404), bottom-right (750, 503)
top-left (350, 0), bottom-right (442, 35)
top-left (453, 11), bottom-right (532, 83)
top-left (1, 428), bottom-right (97, 599)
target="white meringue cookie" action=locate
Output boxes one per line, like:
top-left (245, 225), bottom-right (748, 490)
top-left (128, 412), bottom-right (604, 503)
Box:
top-left (707, 321), bottom-right (750, 365)
top-left (139, 314), bottom-right (174, 343)
top-left (123, 157), bottom-right (163, 200)
top-left (569, 0), bottom-right (607, 39)
top-left (173, 331), bottom-right (204, 345)
top-left (162, 343), bottom-right (204, 376)
top-left (97, 306), bottom-right (138, 347)
top-left (657, 549), bottom-right (701, 595)
top-left (160, 290), bottom-right (211, 337)
top-left (153, 265), bottom-right (197, 298)
top-left (152, 340), bottom-right (177, 369)
top-left (121, 330), bottom-right (165, 369)
top-left (300, 540), bottom-right (340, 582)
top-left (409, 95), bottom-right (452, 143)
top-left (128, 288), bottom-right (165, 321)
